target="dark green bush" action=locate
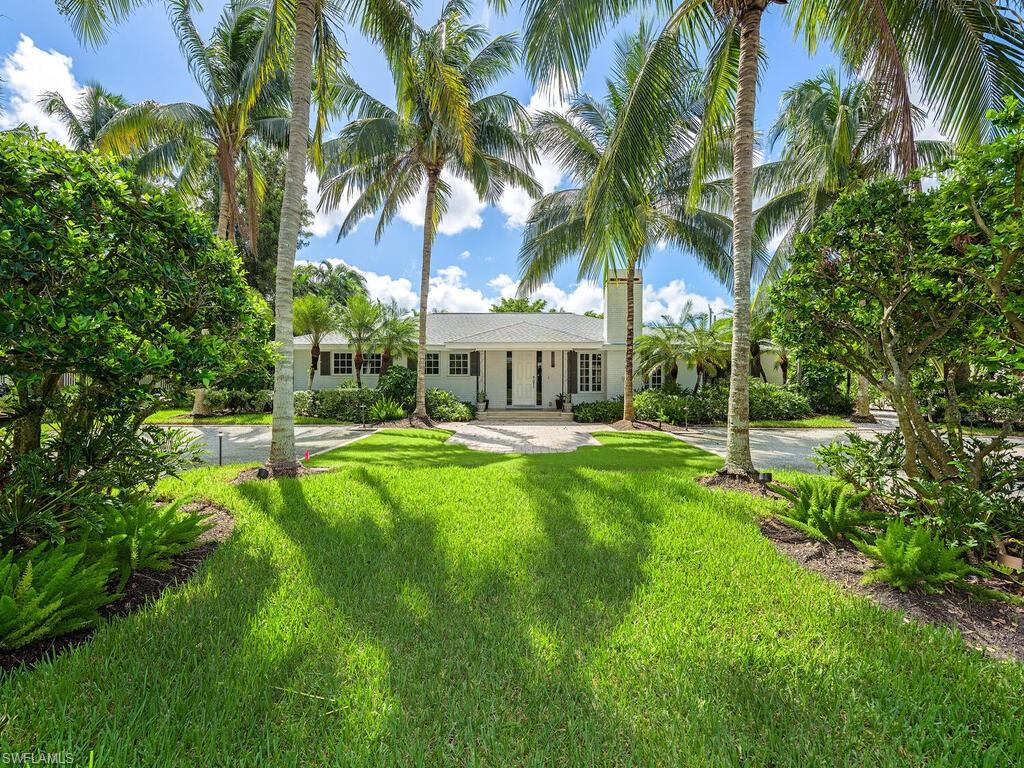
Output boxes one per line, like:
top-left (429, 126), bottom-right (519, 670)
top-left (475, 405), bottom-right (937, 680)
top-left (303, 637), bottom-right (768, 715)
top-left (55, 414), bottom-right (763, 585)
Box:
top-left (317, 388), bottom-right (381, 421)
top-left (572, 398), bottom-right (624, 423)
top-left (377, 366), bottom-right (416, 410)
top-left (204, 388), bottom-right (273, 413)
top-left (92, 499), bottom-right (213, 590)
top-left (426, 389), bottom-right (476, 421)
top-left (0, 542), bottom-right (115, 651)
top-left (294, 390), bottom-right (315, 417)
top-left (749, 381), bottom-right (812, 421)
top-left (798, 363), bottom-right (853, 415)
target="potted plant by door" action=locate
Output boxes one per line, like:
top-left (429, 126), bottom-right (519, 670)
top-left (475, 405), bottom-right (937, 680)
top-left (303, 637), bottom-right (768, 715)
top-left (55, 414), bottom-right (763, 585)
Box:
top-left (555, 392), bottom-right (566, 411)
top-left (477, 390), bottom-right (489, 412)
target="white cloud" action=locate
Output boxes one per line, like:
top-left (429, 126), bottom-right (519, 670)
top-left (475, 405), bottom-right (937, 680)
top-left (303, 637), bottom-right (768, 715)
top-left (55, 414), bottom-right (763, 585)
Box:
top-left (497, 87), bottom-right (571, 228)
top-left (316, 258), bottom-right (419, 310)
top-left (399, 171), bottom-right (486, 236)
top-left (427, 265), bottom-right (492, 312)
top-left (304, 170), bottom-right (374, 239)
top-left (0, 35), bottom-right (84, 143)
top-left (458, 250), bottom-right (471, 260)
top-left (643, 280), bottom-right (729, 321)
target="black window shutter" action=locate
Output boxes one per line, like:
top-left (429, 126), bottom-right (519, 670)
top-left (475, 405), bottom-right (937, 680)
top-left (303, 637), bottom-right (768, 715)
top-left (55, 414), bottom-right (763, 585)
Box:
top-left (469, 351), bottom-right (480, 376)
top-left (568, 351), bottom-right (578, 394)
top-left (320, 351), bottom-right (331, 376)
top-left (406, 353), bottom-right (417, 370)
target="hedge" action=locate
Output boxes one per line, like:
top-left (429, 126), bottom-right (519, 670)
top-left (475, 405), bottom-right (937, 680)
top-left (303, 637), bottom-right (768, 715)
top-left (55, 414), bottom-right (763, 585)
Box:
top-left (575, 381), bottom-right (813, 426)
top-left (293, 386), bottom-right (476, 422)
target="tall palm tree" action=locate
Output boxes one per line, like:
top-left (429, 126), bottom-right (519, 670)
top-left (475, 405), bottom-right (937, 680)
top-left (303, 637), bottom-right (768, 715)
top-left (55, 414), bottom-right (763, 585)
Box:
top-left (38, 82), bottom-right (129, 150)
top-left (293, 294), bottom-right (338, 389)
top-left (377, 303), bottom-right (418, 374)
top-left (56, 0), bottom-right (406, 473)
top-left (100, 0), bottom-right (290, 247)
top-left (336, 293), bottom-right (383, 389)
top-left (518, 27), bottom-right (733, 421)
top-left (294, 261), bottom-right (367, 306)
top-left (319, 0), bottom-right (539, 420)
top-left (520, 0), bottom-right (1024, 478)
top-left (755, 69), bottom-right (951, 420)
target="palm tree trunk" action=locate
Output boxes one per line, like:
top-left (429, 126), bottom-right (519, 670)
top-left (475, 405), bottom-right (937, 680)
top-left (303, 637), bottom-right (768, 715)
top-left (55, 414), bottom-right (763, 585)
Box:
top-left (622, 260), bottom-right (636, 421)
top-left (414, 169), bottom-right (440, 420)
top-left (216, 189), bottom-right (231, 240)
top-left (269, 0), bottom-right (315, 474)
top-left (853, 374), bottom-right (876, 422)
top-left (722, 4), bottom-right (763, 477)
top-left (354, 350), bottom-right (363, 389)
top-left (309, 344), bottom-right (319, 390)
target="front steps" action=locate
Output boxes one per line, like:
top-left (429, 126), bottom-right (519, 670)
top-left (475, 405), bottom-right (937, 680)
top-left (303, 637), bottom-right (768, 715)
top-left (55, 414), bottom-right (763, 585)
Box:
top-left (476, 409), bottom-right (573, 423)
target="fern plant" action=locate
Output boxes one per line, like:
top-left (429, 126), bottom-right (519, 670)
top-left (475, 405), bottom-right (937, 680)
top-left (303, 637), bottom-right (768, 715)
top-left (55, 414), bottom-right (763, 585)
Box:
top-left (770, 479), bottom-right (876, 542)
top-left (368, 397), bottom-right (406, 423)
top-left (856, 521), bottom-right (971, 593)
top-left (97, 499), bottom-right (214, 590)
top-left (0, 542), bottom-right (114, 651)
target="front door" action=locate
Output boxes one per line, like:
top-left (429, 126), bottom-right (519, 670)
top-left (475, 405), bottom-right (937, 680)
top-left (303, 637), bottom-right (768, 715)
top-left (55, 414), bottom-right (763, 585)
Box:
top-left (511, 350), bottom-right (537, 406)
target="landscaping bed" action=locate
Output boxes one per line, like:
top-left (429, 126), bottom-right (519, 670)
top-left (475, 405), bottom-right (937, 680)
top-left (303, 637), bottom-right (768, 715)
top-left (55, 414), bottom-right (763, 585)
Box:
top-left (0, 501), bottom-right (234, 673)
top-left (759, 517), bottom-right (1024, 661)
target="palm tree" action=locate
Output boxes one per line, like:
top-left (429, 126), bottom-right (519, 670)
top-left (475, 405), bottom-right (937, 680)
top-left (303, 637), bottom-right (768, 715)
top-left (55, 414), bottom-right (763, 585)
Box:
top-left (636, 321), bottom-right (684, 386)
top-left (680, 313), bottom-right (731, 394)
top-left (293, 294), bottom-right (338, 389)
top-left (377, 303), bottom-right (418, 374)
top-left (335, 294), bottom-right (383, 389)
top-left (295, 261), bottom-right (367, 307)
top-left (38, 82), bottom-right (129, 150)
top-left (519, 27), bottom-right (733, 421)
top-left (520, 0), bottom-right (1024, 478)
top-left (100, 0), bottom-right (290, 247)
top-left (319, 0), bottom-right (539, 421)
top-left (755, 69), bottom-right (951, 421)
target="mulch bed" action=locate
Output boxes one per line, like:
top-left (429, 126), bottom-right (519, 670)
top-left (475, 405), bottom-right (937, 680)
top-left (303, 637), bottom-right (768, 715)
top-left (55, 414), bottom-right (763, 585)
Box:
top-left (0, 501), bottom-right (235, 674)
top-left (759, 517), bottom-right (1024, 661)
top-left (697, 472), bottom-right (780, 498)
top-left (231, 464), bottom-right (334, 484)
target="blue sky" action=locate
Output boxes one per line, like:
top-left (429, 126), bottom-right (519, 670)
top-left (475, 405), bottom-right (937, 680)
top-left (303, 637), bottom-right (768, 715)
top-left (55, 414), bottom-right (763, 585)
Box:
top-left (1, 1), bottom-right (836, 316)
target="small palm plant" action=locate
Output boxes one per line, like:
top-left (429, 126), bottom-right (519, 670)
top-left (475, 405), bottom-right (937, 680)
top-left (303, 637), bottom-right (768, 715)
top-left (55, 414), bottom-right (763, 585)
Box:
top-left (771, 478), bottom-right (875, 542)
top-left (336, 294), bottom-right (383, 389)
top-left (856, 521), bottom-right (971, 593)
top-left (377, 303), bottom-right (418, 375)
top-left (293, 294), bottom-right (338, 389)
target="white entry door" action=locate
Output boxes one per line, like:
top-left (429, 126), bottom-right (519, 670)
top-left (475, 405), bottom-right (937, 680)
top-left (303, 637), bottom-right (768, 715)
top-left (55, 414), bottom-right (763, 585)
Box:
top-left (511, 350), bottom-right (536, 406)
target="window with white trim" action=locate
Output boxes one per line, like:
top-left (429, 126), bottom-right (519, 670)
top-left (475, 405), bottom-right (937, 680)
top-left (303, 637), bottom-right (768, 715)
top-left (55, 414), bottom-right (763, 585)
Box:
top-left (332, 352), bottom-right (353, 375)
top-left (361, 353), bottom-right (382, 374)
top-left (648, 367), bottom-right (663, 388)
top-left (425, 352), bottom-right (439, 375)
top-left (578, 353), bottom-right (601, 392)
top-left (448, 353), bottom-right (469, 376)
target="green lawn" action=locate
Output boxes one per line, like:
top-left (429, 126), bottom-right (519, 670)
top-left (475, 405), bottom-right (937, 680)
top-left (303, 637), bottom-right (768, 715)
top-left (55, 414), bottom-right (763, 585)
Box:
top-left (750, 415), bottom-right (853, 429)
top-left (3, 430), bottom-right (1020, 765)
top-left (146, 408), bottom-right (347, 426)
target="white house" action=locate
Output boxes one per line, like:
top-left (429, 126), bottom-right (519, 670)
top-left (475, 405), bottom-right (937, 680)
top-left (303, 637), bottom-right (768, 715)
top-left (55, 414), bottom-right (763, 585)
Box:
top-left (292, 270), bottom-right (784, 410)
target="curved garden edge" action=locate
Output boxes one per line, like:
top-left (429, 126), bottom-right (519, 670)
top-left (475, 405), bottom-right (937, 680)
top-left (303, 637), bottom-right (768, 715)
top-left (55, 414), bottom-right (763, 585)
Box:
top-left (0, 501), bottom-right (236, 674)
top-left (757, 516), bottom-right (1024, 662)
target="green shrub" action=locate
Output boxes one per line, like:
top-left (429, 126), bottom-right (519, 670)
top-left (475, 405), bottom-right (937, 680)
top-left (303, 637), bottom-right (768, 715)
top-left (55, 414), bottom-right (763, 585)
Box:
top-left (377, 366), bottom-right (416, 409)
top-left (572, 398), bottom-right (623, 423)
top-left (771, 478), bottom-right (876, 542)
top-left (317, 388), bottom-right (380, 421)
top-left (856, 521), bottom-right (971, 592)
top-left (294, 390), bottom-right (315, 416)
top-left (93, 499), bottom-right (213, 590)
top-left (426, 389), bottom-right (476, 421)
top-left (798, 363), bottom-right (853, 415)
top-left (368, 397), bottom-right (406, 423)
top-left (203, 388), bottom-right (273, 413)
top-left (0, 542), bottom-right (115, 651)
top-left (749, 381), bottom-right (811, 421)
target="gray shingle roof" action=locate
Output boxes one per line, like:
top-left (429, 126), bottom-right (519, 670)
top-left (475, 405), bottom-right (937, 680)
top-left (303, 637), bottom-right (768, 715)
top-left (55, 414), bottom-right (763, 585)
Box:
top-left (295, 312), bottom-right (604, 347)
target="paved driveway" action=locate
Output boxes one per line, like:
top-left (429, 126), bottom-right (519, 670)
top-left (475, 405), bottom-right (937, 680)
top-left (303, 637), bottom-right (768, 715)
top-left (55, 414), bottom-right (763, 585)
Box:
top-left (444, 423), bottom-right (606, 453)
top-left (176, 424), bottom-right (370, 465)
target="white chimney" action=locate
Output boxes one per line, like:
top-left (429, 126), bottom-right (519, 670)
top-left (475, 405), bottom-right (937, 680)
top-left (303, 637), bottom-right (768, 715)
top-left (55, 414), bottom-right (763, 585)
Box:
top-left (602, 270), bottom-right (642, 344)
